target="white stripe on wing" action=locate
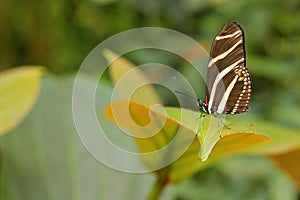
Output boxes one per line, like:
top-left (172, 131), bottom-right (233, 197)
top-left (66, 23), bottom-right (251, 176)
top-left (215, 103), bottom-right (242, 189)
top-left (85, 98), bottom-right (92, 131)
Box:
top-left (207, 58), bottom-right (244, 112)
top-left (217, 75), bottom-right (239, 114)
top-left (208, 39), bottom-right (243, 68)
top-left (215, 30), bottom-right (241, 40)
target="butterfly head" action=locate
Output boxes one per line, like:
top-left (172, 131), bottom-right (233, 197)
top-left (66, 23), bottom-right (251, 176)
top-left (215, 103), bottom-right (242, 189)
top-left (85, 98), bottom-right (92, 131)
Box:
top-left (198, 99), bottom-right (209, 114)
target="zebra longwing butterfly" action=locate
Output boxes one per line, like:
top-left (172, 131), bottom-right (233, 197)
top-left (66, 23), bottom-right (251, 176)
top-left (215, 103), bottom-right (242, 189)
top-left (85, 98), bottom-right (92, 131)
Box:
top-left (198, 22), bottom-right (252, 115)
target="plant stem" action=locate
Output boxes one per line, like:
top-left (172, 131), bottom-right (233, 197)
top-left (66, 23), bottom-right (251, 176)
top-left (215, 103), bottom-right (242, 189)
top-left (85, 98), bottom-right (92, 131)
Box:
top-left (0, 152), bottom-right (3, 200)
top-left (147, 171), bottom-right (168, 200)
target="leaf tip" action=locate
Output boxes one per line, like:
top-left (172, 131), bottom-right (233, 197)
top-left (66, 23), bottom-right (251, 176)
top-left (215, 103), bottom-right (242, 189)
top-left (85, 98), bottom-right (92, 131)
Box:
top-left (103, 49), bottom-right (118, 63)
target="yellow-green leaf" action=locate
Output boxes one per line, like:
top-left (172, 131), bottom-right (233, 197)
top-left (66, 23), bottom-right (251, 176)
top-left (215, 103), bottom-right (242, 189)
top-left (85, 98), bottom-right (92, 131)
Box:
top-left (169, 132), bottom-right (269, 182)
top-left (104, 100), bottom-right (195, 172)
top-left (0, 66), bottom-right (44, 135)
top-left (241, 120), bottom-right (300, 155)
top-left (104, 100), bottom-right (271, 183)
top-left (165, 107), bottom-right (272, 161)
top-left (103, 49), bottom-right (162, 106)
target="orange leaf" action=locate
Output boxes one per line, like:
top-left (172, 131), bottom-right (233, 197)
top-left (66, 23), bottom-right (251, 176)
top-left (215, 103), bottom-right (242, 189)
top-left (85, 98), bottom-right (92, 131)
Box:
top-left (211, 133), bottom-right (271, 159)
top-left (269, 149), bottom-right (300, 190)
top-left (103, 49), bottom-right (162, 106)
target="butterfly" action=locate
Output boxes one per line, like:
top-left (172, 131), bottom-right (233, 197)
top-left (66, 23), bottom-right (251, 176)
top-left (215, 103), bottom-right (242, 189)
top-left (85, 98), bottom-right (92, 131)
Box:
top-left (198, 22), bottom-right (252, 116)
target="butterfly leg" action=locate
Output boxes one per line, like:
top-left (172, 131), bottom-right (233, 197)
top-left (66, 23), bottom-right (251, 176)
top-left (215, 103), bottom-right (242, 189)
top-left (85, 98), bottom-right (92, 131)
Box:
top-left (220, 117), bottom-right (230, 129)
top-left (217, 117), bottom-right (222, 138)
top-left (217, 115), bottom-right (233, 138)
top-left (214, 113), bottom-right (226, 138)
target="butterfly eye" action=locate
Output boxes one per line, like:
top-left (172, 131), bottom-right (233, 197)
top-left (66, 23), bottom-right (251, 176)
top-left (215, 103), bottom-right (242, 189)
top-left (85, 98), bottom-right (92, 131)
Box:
top-left (197, 100), bottom-right (204, 107)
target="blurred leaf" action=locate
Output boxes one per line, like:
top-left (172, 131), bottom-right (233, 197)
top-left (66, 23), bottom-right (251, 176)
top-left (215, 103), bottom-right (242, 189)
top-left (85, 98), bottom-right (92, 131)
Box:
top-left (0, 74), bottom-right (155, 200)
top-left (269, 93), bottom-right (300, 127)
top-left (173, 155), bottom-right (298, 200)
top-left (240, 120), bottom-right (300, 155)
top-left (104, 100), bottom-right (195, 171)
top-left (202, 115), bottom-right (300, 159)
top-left (104, 101), bottom-right (270, 183)
top-left (269, 149), bottom-right (300, 190)
top-left (268, 169), bottom-right (298, 200)
top-left (248, 55), bottom-right (298, 81)
top-left (89, 0), bottom-right (119, 5)
top-left (103, 49), bottom-right (162, 106)
top-left (0, 66), bottom-right (44, 135)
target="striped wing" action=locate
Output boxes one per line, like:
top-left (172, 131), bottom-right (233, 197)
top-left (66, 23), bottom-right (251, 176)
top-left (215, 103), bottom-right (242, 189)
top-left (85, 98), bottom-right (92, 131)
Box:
top-left (206, 22), bottom-right (251, 115)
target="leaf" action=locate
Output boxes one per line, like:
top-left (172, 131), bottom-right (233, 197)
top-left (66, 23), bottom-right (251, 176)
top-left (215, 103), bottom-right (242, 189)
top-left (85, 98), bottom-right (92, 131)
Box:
top-left (166, 107), bottom-right (300, 183)
top-left (0, 74), bottom-right (155, 200)
top-left (235, 119), bottom-right (300, 155)
top-left (249, 55), bottom-right (298, 81)
top-left (0, 66), bottom-right (44, 135)
top-left (269, 149), bottom-right (300, 190)
top-left (104, 101), bottom-right (271, 183)
top-left (104, 100), bottom-right (196, 171)
top-left (103, 49), bottom-right (162, 106)
top-left (167, 107), bottom-right (300, 156)
top-left (165, 107), bottom-right (272, 161)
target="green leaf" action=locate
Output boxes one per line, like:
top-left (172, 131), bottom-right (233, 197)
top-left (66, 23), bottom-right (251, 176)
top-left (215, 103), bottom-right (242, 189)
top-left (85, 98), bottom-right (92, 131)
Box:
top-left (0, 66), bottom-right (44, 135)
top-left (249, 55), bottom-right (298, 81)
top-left (165, 107), bottom-right (273, 161)
top-left (225, 117), bottom-right (300, 155)
top-left (104, 101), bottom-right (271, 183)
top-left (0, 74), bottom-right (154, 200)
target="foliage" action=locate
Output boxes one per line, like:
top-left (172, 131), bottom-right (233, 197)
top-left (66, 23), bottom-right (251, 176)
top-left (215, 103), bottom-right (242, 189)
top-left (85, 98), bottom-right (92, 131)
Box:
top-left (0, 67), bottom-right (44, 135)
top-left (1, 0), bottom-right (300, 199)
top-left (104, 51), bottom-right (300, 199)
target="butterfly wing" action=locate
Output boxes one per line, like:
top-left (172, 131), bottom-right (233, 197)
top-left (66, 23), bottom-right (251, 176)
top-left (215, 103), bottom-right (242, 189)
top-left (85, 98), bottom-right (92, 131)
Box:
top-left (206, 22), bottom-right (251, 115)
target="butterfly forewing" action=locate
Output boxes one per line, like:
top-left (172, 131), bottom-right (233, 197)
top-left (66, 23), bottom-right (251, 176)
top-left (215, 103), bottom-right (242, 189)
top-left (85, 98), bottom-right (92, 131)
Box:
top-left (206, 22), bottom-right (251, 115)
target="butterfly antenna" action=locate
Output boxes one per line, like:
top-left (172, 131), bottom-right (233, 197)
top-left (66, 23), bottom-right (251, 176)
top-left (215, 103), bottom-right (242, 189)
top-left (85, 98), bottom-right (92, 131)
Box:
top-left (174, 90), bottom-right (198, 101)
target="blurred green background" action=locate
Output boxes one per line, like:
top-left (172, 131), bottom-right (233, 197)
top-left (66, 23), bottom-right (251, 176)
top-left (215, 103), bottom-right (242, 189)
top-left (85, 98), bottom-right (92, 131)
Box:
top-left (1, 0), bottom-right (300, 125)
top-left (1, 0), bottom-right (300, 199)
